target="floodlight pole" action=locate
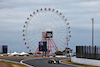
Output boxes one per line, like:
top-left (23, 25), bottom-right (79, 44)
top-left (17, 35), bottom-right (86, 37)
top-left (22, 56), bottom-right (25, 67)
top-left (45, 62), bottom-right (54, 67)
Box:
top-left (91, 18), bottom-right (94, 53)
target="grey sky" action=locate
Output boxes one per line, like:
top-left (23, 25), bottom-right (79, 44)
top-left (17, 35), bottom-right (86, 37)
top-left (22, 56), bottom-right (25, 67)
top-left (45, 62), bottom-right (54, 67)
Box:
top-left (0, 0), bottom-right (100, 52)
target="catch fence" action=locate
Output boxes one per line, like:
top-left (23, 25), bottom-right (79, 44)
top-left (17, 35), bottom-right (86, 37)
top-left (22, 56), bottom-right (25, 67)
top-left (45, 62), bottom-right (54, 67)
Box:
top-left (76, 46), bottom-right (100, 60)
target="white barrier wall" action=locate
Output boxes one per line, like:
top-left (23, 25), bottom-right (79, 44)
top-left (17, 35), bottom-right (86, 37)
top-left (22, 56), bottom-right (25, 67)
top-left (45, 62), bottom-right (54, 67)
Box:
top-left (56, 55), bottom-right (66, 57)
top-left (71, 57), bottom-right (100, 66)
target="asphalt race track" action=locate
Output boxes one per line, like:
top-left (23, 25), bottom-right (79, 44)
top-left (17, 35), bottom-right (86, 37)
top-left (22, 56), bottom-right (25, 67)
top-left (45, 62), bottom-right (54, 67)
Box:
top-left (0, 58), bottom-right (82, 67)
top-left (22, 58), bottom-right (81, 67)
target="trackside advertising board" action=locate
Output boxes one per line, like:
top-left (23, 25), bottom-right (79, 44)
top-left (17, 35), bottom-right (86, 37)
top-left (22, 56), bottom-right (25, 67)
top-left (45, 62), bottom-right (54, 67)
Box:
top-left (39, 41), bottom-right (47, 51)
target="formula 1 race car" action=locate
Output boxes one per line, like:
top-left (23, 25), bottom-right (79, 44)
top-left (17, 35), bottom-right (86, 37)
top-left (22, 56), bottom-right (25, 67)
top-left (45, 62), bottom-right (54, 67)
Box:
top-left (48, 59), bottom-right (59, 64)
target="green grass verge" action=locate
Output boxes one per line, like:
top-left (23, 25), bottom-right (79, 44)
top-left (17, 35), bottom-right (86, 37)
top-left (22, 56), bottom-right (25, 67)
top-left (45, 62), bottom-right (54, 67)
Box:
top-left (61, 59), bottom-right (99, 67)
top-left (0, 60), bottom-right (29, 67)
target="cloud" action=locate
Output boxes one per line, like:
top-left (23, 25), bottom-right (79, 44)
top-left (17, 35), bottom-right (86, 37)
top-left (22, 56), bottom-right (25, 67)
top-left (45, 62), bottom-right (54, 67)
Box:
top-left (0, 0), bottom-right (55, 9)
top-left (71, 23), bottom-right (100, 30)
top-left (74, 0), bottom-right (100, 7)
top-left (0, 0), bottom-right (100, 52)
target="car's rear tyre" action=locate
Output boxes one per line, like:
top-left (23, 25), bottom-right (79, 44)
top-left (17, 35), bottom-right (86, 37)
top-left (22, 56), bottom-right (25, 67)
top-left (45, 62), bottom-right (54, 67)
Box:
top-left (57, 61), bottom-right (59, 64)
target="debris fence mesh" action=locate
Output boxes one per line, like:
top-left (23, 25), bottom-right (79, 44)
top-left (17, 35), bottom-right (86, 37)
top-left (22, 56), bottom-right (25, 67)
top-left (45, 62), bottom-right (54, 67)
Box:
top-left (76, 46), bottom-right (100, 60)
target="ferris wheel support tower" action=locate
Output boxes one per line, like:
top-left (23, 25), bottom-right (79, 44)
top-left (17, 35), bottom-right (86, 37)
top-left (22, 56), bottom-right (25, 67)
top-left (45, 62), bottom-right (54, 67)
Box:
top-left (35, 31), bottom-right (59, 55)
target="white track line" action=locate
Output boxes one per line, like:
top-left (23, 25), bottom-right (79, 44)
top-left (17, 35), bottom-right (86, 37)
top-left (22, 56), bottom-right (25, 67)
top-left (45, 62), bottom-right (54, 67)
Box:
top-left (0, 59), bottom-right (33, 67)
top-left (20, 59), bottom-right (33, 67)
top-left (20, 58), bottom-right (43, 67)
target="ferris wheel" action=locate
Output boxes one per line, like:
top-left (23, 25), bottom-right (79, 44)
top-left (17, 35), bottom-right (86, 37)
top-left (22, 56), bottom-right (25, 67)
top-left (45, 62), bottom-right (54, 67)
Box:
top-left (23, 8), bottom-right (71, 54)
